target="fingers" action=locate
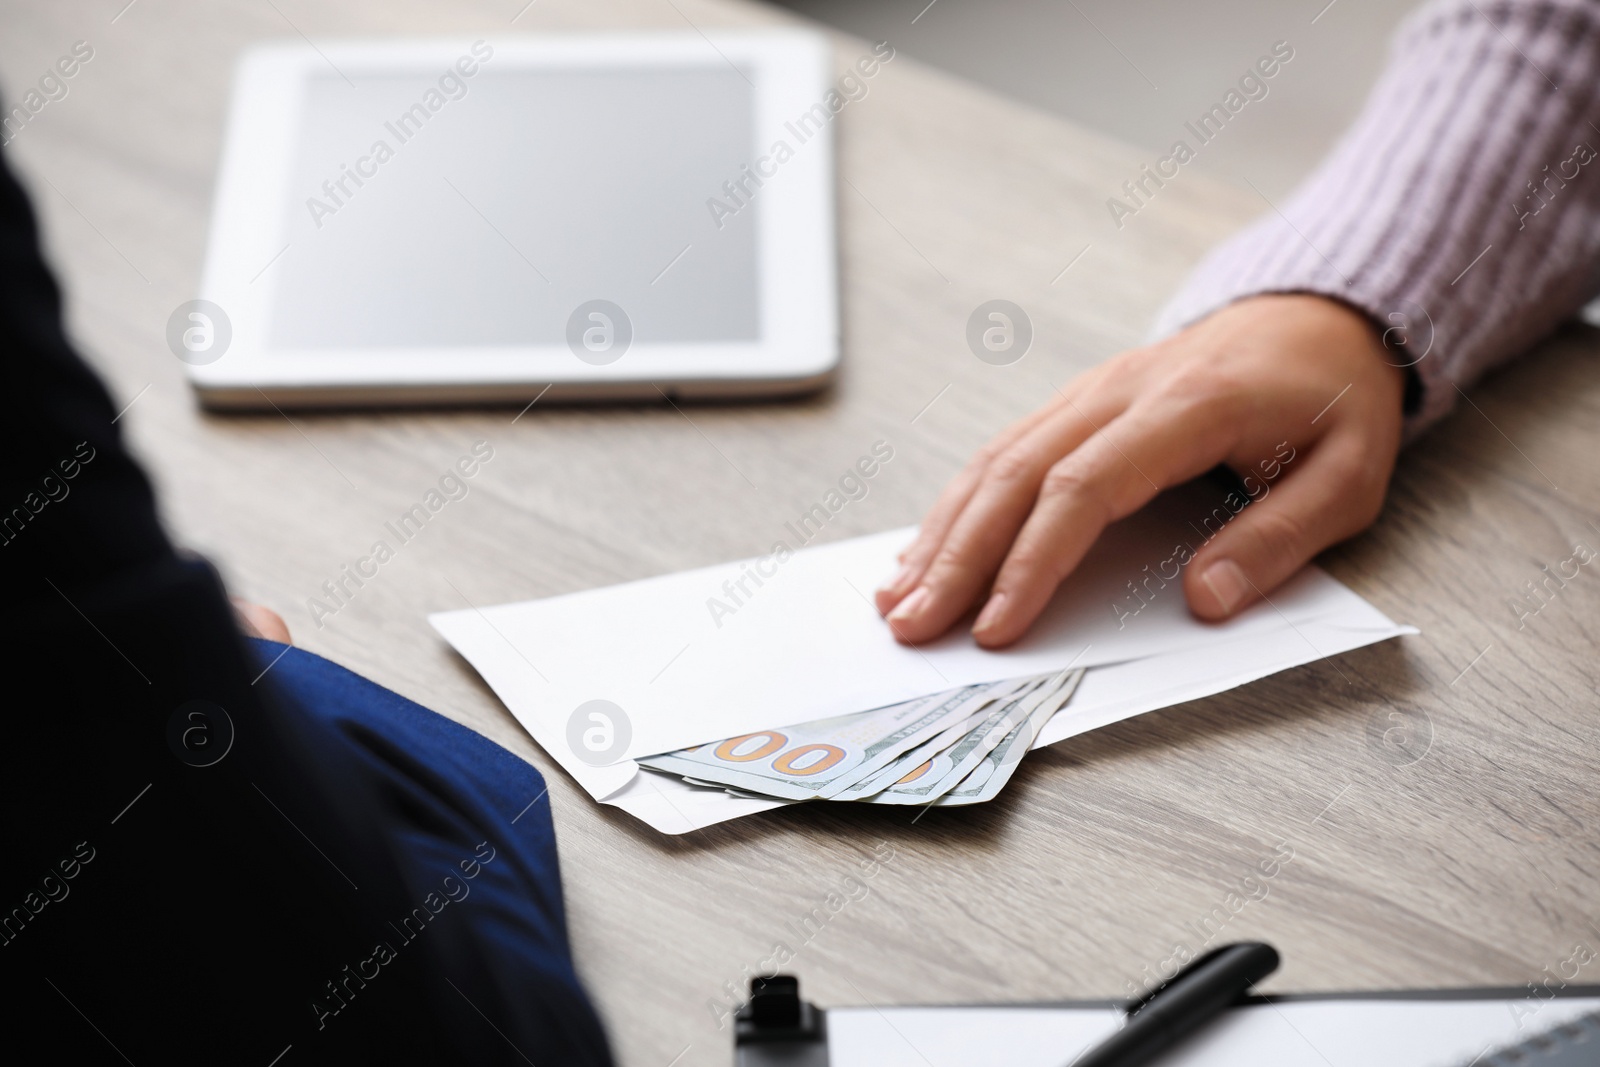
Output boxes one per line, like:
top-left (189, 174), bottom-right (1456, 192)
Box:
top-left (881, 391), bottom-right (1150, 645)
top-left (1185, 431), bottom-right (1388, 620)
top-left (232, 597), bottom-right (293, 643)
top-left (876, 401), bottom-right (1057, 611)
top-left (876, 372), bottom-right (1116, 616)
top-left (969, 395), bottom-right (1241, 646)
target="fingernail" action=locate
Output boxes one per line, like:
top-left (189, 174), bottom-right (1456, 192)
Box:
top-left (887, 585), bottom-right (931, 624)
top-left (879, 562), bottom-right (917, 598)
top-left (1200, 560), bottom-right (1249, 615)
top-left (973, 592), bottom-right (1008, 635)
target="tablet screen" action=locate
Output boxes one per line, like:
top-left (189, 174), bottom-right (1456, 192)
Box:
top-left (269, 66), bottom-right (760, 350)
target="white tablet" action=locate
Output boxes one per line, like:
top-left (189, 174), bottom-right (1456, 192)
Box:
top-left (187, 31), bottom-right (839, 408)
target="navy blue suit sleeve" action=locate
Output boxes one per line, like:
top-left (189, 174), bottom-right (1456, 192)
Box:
top-left (248, 639), bottom-right (613, 1065)
top-left (0, 125), bottom-right (612, 1066)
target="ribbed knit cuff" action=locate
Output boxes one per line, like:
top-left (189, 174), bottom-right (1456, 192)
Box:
top-left (1151, 0), bottom-right (1600, 440)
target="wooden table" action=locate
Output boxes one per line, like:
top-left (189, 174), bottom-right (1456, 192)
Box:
top-left (8, 2), bottom-right (1600, 1064)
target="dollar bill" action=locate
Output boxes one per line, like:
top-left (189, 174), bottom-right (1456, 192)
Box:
top-left (680, 777), bottom-right (787, 801)
top-left (827, 704), bottom-right (996, 801)
top-left (811, 680), bottom-right (1031, 799)
top-left (864, 675), bottom-right (1063, 805)
top-left (935, 668), bottom-right (1085, 805)
top-left (641, 669), bottom-right (1087, 806)
top-left (637, 681), bottom-right (1023, 800)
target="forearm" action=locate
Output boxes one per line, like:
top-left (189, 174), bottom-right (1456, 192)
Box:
top-left (1152, 0), bottom-right (1600, 437)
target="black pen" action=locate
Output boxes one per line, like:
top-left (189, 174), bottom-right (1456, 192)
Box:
top-left (1072, 941), bottom-right (1280, 1067)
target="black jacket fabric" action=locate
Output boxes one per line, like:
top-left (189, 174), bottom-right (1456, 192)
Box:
top-left (0, 140), bottom-right (612, 1066)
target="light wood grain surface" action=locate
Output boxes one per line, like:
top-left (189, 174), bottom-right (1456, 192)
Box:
top-left (6, 2), bottom-right (1600, 1065)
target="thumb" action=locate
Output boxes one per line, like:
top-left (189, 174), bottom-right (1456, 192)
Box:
top-left (1184, 440), bottom-right (1384, 620)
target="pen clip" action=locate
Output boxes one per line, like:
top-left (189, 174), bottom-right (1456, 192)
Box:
top-left (1121, 941), bottom-right (1275, 1017)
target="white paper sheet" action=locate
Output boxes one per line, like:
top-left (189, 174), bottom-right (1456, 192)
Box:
top-left (825, 996), bottom-right (1600, 1067)
top-left (430, 482), bottom-right (1414, 833)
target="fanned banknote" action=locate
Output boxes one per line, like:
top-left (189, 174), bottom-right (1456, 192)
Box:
top-left (636, 680), bottom-right (1025, 800)
top-left (639, 668), bottom-right (1085, 807)
top-left (828, 705), bottom-right (995, 801)
top-left (935, 669), bottom-right (1083, 805)
top-left (865, 670), bottom-right (1079, 805)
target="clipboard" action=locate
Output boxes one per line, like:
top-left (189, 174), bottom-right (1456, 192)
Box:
top-left (735, 976), bottom-right (1600, 1067)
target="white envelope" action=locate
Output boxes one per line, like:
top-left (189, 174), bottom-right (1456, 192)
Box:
top-left (430, 481), bottom-right (1415, 833)
top-left (599, 605), bottom-right (1413, 834)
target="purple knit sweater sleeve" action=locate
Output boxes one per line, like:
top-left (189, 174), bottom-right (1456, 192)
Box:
top-left (1151, 0), bottom-right (1600, 436)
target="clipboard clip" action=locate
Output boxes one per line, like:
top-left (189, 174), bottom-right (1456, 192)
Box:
top-left (735, 975), bottom-right (828, 1067)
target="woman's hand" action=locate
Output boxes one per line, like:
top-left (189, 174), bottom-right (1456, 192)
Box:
top-left (875, 294), bottom-right (1407, 647)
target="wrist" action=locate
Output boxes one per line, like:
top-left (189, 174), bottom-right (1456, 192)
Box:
top-left (1218, 292), bottom-right (1409, 408)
